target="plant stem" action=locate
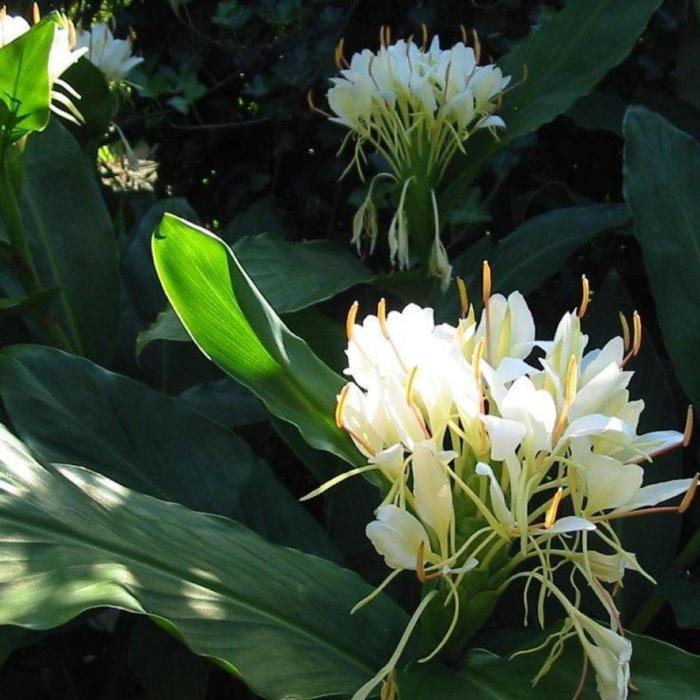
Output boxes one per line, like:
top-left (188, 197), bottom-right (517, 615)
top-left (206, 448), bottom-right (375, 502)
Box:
top-left (0, 160), bottom-right (73, 352)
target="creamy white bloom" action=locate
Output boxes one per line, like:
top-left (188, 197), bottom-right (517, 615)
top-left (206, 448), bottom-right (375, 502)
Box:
top-left (0, 13), bottom-right (30, 47)
top-left (366, 504), bottom-right (431, 570)
top-left (77, 22), bottom-right (143, 82)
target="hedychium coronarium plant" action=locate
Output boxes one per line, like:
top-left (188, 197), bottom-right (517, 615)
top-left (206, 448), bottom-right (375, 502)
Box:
top-left (302, 263), bottom-right (697, 700)
top-left (313, 26), bottom-right (513, 288)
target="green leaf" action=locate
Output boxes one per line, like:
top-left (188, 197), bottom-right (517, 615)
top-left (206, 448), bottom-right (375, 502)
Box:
top-left (0, 344), bottom-right (339, 560)
top-left (0, 287), bottom-right (57, 319)
top-left (61, 58), bottom-right (116, 140)
top-left (448, 204), bottom-right (630, 299)
top-left (20, 119), bottom-right (120, 363)
top-left (152, 214), bottom-right (360, 465)
top-left (400, 632), bottom-right (700, 699)
top-left (0, 427), bottom-right (408, 699)
top-left (179, 378), bottom-right (267, 428)
top-left (233, 232), bottom-right (373, 314)
top-left (136, 306), bottom-right (190, 356)
top-left (0, 18), bottom-right (54, 144)
top-left (441, 0), bottom-right (662, 210)
top-left (623, 106), bottom-right (700, 407)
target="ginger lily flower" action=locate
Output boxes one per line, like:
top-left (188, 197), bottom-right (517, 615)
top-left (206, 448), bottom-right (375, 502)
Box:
top-left (324, 33), bottom-right (511, 282)
top-left (301, 270), bottom-right (695, 700)
top-left (77, 22), bottom-right (143, 82)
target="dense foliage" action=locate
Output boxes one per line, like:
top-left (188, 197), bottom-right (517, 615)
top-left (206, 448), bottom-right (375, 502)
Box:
top-left (0, 0), bottom-right (699, 698)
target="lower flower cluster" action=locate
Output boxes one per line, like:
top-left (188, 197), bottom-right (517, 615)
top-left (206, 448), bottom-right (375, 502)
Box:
top-left (304, 267), bottom-right (696, 700)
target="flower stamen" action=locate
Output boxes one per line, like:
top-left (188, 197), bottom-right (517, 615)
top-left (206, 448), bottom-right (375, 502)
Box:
top-left (456, 276), bottom-right (469, 319)
top-left (577, 275), bottom-right (590, 318)
top-left (544, 488), bottom-right (564, 529)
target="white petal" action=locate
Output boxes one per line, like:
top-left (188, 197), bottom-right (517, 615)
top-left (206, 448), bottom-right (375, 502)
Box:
top-left (616, 478), bottom-right (693, 512)
top-left (366, 505), bottom-right (430, 570)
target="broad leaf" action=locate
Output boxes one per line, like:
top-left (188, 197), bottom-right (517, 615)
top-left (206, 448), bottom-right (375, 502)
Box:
top-left (20, 119), bottom-right (120, 363)
top-left (441, 0), bottom-right (661, 211)
top-left (179, 378), bottom-right (267, 427)
top-left (623, 106), bottom-right (700, 407)
top-left (0, 344), bottom-right (338, 560)
top-left (0, 427), bottom-right (408, 699)
top-left (233, 232), bottom-right (372, 313)
top-left (152, 214), bottom-right (359, 465)
top-left (400, 632), bottom-right (700, 699)
top-left (136, 306), bottom-right (190, 355)
top-left (0, 18), bottom-right (54, 144)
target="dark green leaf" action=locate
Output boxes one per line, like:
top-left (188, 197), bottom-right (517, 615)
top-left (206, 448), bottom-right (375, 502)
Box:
top-left (136, 306), bottom-right (189, 356)
top-left (61, 58), bottom-right (116, 140)
top-left (233, 232), bottom-right (372, 313)
top-left (0, 429), bottom-right (408, 699)
top-left (400, 632), bottom-right (700, 699)
top-left (21, 119), bottom-right (120, 363)
top-left (152, 214), bottom-right (360, 465)
top-left (0, 344), bottom-right (338, 560)
top-left (623, 106), bottom-right (700, 407)
top-left (179, 378), bottom-right (267, 427)
top-left (441, 0), bottom-right (662, 211)
top-left (0, 287), bottom-right (57, 319)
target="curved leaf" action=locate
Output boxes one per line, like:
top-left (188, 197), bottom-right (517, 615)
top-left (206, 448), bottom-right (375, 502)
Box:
top-left (441, 0), bottom-right (662, 210)
top-left (623, 106), bottom-right (700, 407)
top-left (0, 344), bottom-right (338, 560)
top-left (152, 213), bottom-right (359, 466)
top-left (0, 426), bottom-right (408, 699)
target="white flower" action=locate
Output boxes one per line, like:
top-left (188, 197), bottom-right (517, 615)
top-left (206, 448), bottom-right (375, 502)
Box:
top-left (0, 13), bottom-right (30, 47)
top-left (77, 22), bottom-right (143, 82)
top-left (366, 504), bottom-right (431, 570)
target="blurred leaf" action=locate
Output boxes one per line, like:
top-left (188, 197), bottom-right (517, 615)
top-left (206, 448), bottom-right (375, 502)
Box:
top-left (62, 58), bottom-right (115, 140)
top-left (179, 378), bottom-right (267, 428)
top-left (451, 204), bottom-right (630, 295)
top-left (20, 119), bottom-right (120, 363)
top-left (441, 0), bottom-right (662, 211)
top-left (400, 631), bottom-right (700, 699)
top-left (0, 428), bottom-right (408, 699)
top-left (660, 572), bottom-right (700, 629)
top-left (0, 287), bottom-right (57, 319)
top-left (0, 18), bottom-right (54, 144)
top-left (136, 306), bottom-right (189, 356)
top-left (152, 214), bottom-right (360, 465)
top-left (0, 344), bottom-right (338, 560)
top-left (623, 106), bottom-right (700, 407)
top-left (233, 232), bottom-right (373, 313)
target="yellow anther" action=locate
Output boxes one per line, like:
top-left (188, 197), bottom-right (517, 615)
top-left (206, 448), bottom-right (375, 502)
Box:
top-left (68, 19), bottom-right (77, 49)
top-left (619, 312), bottom-right (631, 351)
top-left (379, 25), bottom-right (386, 48)
top-left (381, 670), bottom-right (398, 700)
top-left (577, 274), bottom-right (591, 318)
top-left (334, 38), bottom-right (346, 69)
top-left (384, 25), bottom-right (392, 45)
top-left (456, 276), bottom-right (469, 319)
top-left (472, 29), bottom-right (481, 62)
top-left (345, 301), bottom-right (359, 341)
top-left (31, 2), bottom-right (40, 23)
top-left (378, 297), bottom-right (389, 338)
top-left (544, 487), bottom-right (564, 529)
top-left (420, 23), bottom-right (428, 50)
top-left (472, 338), bottom-right (485, 380)
top-left (459, 24), bottom-right (468, 44)
top-left (678, 473), bottom-right (699, 514)
top-left (0, 7), bottom-right (6, 20)
top-left (407, 366), bottom-right (418, 406)
top-left (632, 311), bottom-right (643, 356)
top-left (564, 354), bottom-right (578, 405)
top-left (335, 384), bottom-right (351, 429)
top-left (416, 541), bottom-right (442, 583)
top-left (482, 260), bottom-right (492, 305)
top-left (683, 405), bottom-right (694, 447)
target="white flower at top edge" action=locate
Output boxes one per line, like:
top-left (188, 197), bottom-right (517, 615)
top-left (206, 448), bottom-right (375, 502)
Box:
top-left (77, 22), bottom-right (143, 82)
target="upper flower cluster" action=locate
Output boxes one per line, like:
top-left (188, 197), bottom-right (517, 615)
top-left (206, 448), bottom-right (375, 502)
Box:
top-left (305, 269), bottom-right (695, 700)
top-left (77, 22), bottom-right (143, 83)
top-left (327, 34), bottom-right (510, 182)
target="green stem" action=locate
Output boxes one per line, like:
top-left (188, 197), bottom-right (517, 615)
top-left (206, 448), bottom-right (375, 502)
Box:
top-left (0, 160), bottom-right (73, 352)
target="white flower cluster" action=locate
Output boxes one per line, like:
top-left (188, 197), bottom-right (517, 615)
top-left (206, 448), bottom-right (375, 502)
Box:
top-left (305, 271), bottom-right (695, 700)
top-left (326, 34), bottom-right (511, 286)
top-left (0, 9), bottom-right (87, 123)
top-left (328, 35), bottom-right (510, 178)
top-left (77, 23), bottom-right (143, 83)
